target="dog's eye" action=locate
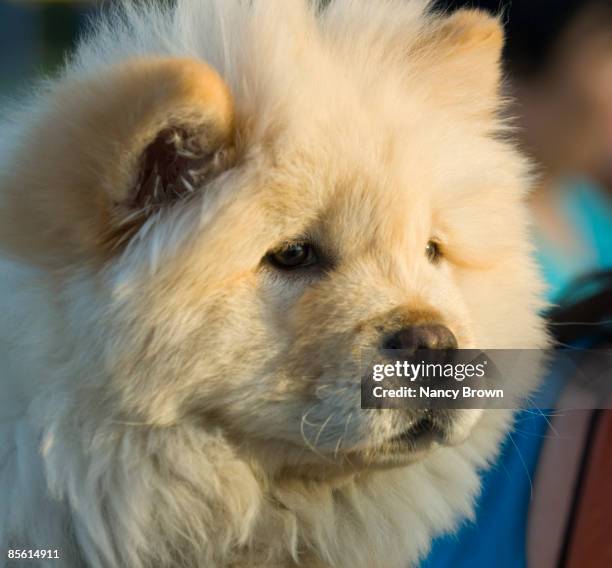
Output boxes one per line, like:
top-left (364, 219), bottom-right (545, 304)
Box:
top-left (426, 240), bottom-right (442, 264)
top-left (267, 242), bottom-right (318, 270)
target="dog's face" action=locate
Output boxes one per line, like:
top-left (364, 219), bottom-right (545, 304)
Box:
top-left (0, 6), bottom-right (546, 478)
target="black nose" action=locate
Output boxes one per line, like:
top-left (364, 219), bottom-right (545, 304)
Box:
top-left (381, 324), bottom-right (457, 351)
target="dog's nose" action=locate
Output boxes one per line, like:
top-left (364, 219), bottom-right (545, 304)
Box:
top-left (381, 324), bottom-right (457, 351)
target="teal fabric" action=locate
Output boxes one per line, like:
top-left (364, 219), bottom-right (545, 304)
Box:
top-left (535, 179), bottom-right (612, 301)
top-left (421, 179), bottom-right (612, 568)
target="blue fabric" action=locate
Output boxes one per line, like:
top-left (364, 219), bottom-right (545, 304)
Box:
top-left (420, 412), bottom-right (548, 568)
top-left (421, 179), bottom-right (612, 568)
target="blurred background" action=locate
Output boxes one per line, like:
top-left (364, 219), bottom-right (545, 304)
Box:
top-left (0, 0), bottom-right (98, 97)
top-left (0, 1), bottom-right (610, 567)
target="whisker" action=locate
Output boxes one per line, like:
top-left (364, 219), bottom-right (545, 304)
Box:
top-left (334, 412), bottom-right (354, 459)
top-left (300, 405), bottom-right (332, 462)
top-left (313, 413), bottom-right (335, 451)
top-left (507, 431), bottom-right (534, 500)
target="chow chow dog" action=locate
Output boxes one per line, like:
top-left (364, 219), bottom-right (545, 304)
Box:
top-left (0, 1), bottom-right (547, 566)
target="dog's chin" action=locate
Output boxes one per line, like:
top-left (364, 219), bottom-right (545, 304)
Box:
top-left (230, 413), bottom-right (480, 482)
top-left (272, 447), bottom-right (437, 484)
top-left (255, 433), bottom-right (446, 484)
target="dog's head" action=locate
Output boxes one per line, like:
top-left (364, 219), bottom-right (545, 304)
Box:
top-left (0, 4), bottom-right (547, 478)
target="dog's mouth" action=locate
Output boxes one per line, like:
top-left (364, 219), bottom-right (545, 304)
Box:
top-left (365, 416), bottom-right (447, 462)
top-left (216, 405), bottom-right (481, 481)
top-left (315, 415), bottom-right (451, 474)
top-left (387, 414), bottom-right (445, 450)
top-left (339, 410), bottom-right (481, 472)
top-left (242, 412), bottom-right (477, 483)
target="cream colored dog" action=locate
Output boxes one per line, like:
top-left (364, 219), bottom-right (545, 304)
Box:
top-left (0, 1), bottom-right (547, 567)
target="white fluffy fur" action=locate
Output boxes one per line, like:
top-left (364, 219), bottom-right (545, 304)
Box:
top-left (0, 1), bottom-right (548, 567)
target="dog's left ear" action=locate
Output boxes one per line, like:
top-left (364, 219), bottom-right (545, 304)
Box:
top-left (416, 9), bottom-right (505, 116)
top-left (0, 57), bottom-right (235, 266)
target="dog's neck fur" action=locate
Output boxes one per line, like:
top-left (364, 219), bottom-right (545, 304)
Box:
top-left (0, 259), bottom-right (497, 568)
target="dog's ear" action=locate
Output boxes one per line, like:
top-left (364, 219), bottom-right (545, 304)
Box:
top-left (416, 9), bottom-right (505, 117)
top-left (0, 57), bottom-right (235, 266)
